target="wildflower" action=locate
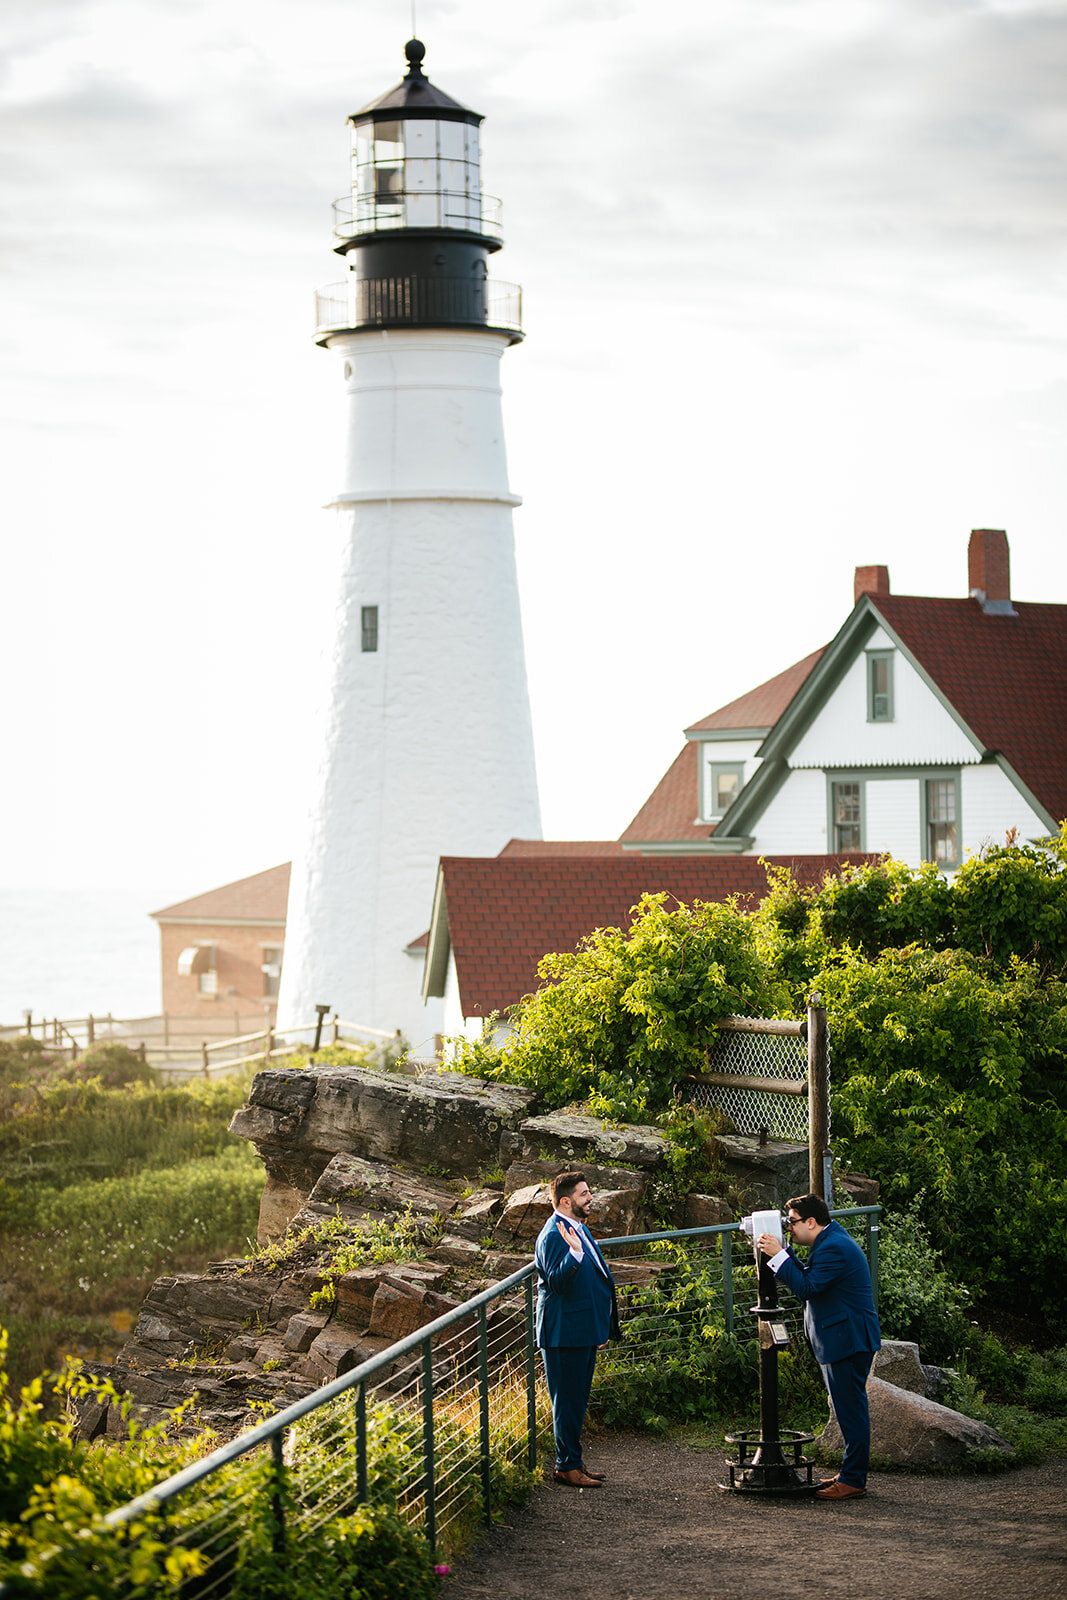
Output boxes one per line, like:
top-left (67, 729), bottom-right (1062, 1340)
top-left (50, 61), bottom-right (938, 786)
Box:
top-left (434, 1565), bottom-right (451, 1576)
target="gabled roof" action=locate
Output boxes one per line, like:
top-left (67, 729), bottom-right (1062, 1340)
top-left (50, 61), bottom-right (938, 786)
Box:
top-left (151, 864), bottom-right (291, 924)
top-left (425, 853), bottom-right (874, 1017)
top-left (719, 593), bottom-right (1067, 839)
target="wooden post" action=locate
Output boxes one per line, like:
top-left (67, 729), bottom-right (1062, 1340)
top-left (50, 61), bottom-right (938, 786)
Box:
top-left (807, 995), bottom-right (830, 1200)
top-left (265, 1026), bottom-right (274, 1063)
top-left (201, 1041), bottom-right (210, 1080)
top-left (87, 1013), bottom-right (95, 1046)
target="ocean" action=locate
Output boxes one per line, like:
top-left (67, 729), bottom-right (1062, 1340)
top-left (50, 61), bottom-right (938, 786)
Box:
top-left (0, 886), bottom-right (180, 1028)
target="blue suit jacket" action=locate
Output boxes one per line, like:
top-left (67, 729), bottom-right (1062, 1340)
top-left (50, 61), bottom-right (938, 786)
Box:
top-left (534, 1213), bottom-right (620, 1349)
top-left (774, 1219), bottom-right (881, 1366)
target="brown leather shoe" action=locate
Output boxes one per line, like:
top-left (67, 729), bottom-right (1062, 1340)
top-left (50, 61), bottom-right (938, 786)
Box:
top-left (580, 1466), bottom-right (607, 1481)
top-left (815, 1481), bottom-right (866, 1500)
top-left (553, 1468), bottom-right (603, 1488)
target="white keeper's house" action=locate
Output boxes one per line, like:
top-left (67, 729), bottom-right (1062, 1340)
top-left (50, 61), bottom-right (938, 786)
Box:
top-left (422, 527), bottom-right (1067, 1036)
top-left (620, 528), bottom-right (1066, 867)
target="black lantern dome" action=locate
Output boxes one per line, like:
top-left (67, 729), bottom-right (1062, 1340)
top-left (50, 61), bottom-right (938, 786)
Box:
top-left (316, 40), bottom-right (521, 343)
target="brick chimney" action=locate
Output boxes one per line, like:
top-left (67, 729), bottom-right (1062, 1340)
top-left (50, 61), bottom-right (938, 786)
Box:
top-left (854, 565), bottom-right (890, 606)
top-left (968, 528), bottom-right (1016, 615)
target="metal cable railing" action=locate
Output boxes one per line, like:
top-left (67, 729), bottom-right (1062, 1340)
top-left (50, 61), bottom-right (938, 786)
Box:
top-left (7, 1208), bottom-right (879, 1595)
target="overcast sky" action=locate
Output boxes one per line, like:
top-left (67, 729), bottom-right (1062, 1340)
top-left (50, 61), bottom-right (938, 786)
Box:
top-left (1, 0), bottom-right (1064, 899)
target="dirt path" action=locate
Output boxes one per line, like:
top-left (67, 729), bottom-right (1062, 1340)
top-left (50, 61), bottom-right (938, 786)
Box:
top-left (443, 1434), bottom-right (1067, 1600)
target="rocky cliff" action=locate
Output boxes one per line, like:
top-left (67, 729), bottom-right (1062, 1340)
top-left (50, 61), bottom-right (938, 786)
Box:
top-left (76, 1064), bottom-right (771, 1441)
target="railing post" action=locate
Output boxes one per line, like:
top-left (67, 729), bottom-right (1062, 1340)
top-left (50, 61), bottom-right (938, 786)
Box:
top-left (722, 1229), bottom-right (734, 1336)
top-left (807, 994), bottom-right (831, 1199)
top-left (355, 1381), bottom-right (367, 1504)
top-left (524, 1274), bottom-right (537, 1471)
top-left (477, 1304), bottom-right (491, 1528)
top-left (867, 1210), bottom-right (880, 1316)
top-left (265, 1027), bottom-right (274, 1064)
top-left (87, 1013), bottom-right (95, 1047)
top-left (422, 1339), bottom-right (436, 1554)
top-left (270, 1431), bottom-right (287, 1558)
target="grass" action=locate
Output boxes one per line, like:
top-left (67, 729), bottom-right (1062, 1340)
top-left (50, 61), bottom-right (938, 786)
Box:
top-left (0, 1064), bottom-right (262, 1389)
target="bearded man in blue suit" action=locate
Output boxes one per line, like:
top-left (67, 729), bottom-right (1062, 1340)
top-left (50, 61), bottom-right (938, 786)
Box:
top-left (535, 1169), bottom-right (621, 1488)
top-left (758, 1192), bottom-right (881, 1501)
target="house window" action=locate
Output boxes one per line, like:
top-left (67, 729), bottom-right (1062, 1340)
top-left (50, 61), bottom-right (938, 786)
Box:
top-left (262, 946), bottom-right (283, 1000)
top-left (705, 760), bottom-right (744, 819)
top-left (198, 967), bottom-right (218, 997)
top-left (867, 651), bottom-right (894, 722)
top-left (832, 780), bottom-right (863, 851)
top-left (925, 776), bottom-right (960, 869)
top-left (361, 605), bottom-right (379, 652)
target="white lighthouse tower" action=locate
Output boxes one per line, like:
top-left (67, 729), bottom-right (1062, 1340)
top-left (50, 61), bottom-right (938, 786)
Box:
top-left (278, 39), bottom-right (541, 1050)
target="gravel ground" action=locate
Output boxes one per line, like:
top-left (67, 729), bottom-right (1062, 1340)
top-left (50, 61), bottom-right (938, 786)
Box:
top-left (443, 1434), bottom-right (1067, 1600)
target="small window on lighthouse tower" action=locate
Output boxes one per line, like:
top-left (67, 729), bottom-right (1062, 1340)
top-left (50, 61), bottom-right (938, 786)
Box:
top-left (361, 606), bottom-right (379, 652)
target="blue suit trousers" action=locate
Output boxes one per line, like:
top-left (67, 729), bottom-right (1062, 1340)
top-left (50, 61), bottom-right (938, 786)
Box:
top-left (541, 1346), bottom-right (597, 1471)
top-left (821, 1350), bottom-right (875, 1488)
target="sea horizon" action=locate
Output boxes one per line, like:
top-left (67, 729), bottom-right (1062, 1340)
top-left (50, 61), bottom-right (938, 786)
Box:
top-left (0, 885), bottom-right (184, 1028)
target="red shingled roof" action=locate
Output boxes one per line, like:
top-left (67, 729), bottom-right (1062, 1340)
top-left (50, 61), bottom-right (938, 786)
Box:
top-left (619, 742), bottom-right (713, 845)
top-left (498, 839), bottom-right (626, 856)
top-left (439, 853), bottom-right (873, 1017)
top-left (875, 596), bottom-right (1067, 827)
top-left (151, 863), bottom-right (291, 923)
top-left (685, 647), bottom-right (827, 734)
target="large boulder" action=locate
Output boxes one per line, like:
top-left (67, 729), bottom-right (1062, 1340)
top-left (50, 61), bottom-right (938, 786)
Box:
top-left (818, 1375), bottom-right (1014, 1468)
top-left (712, 1134), bottom-right (809, 1210)
top-left (683, 1193), bottom-right (735, 1229)
top-left (230, 1066), bottom-right (535, 1203)
top-left (504, 1157), bottom-right (650, 1198)
top-left (495, 1177), bottom-right (644, 1243)
top-left (519, 1112), bottom-right (668, 1169)
top-left (872, 1340), bottom-right (926, 1395)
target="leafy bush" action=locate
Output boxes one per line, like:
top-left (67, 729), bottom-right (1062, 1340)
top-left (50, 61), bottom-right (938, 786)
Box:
top-left (70, 1042), bottom-right (159, 1087)
top-left (875, 1197), bottom-right (971, 1363)
top-left (0, 1328), bottom-right (534, 1595)
top-left (822, 946), bottom-right (1067, 1313)
top-left (455, 892), bottom-right (793, 1122)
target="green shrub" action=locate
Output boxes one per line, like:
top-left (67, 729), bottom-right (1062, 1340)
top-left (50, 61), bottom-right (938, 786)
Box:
top-left (875, 1198), bottom-right (971, 1363)
top-left (454, 892), bottom-right (793, 1122)
top-left (70, 1042), bottom-right (159, 1087)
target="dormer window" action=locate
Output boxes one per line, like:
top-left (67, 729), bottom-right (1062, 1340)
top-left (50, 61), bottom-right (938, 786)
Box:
top-left (867, 650), bottom-right (894, 722)
top-left (703, 756), bottom-right (744, 820)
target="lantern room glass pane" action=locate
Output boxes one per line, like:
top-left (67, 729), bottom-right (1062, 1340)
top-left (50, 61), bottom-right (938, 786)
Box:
top-left (374, 121), bottom-right (403, 159)
top-left (438, 120), bottom-right (466, 159)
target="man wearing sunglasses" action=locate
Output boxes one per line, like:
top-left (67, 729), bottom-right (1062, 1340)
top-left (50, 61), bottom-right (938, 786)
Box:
top-left (757, 1193), bottom-right (881, 1500)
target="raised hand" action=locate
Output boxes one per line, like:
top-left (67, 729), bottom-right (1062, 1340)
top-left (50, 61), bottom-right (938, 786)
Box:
top-left (556, 1220), bottom-right (582, 1252)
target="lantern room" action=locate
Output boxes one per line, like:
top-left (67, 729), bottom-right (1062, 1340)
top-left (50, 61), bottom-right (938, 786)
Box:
top-left (332, 39), bottom-right (502, 249)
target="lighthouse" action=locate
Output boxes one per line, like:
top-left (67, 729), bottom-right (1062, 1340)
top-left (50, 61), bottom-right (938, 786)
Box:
top-left (277, 39), bottom-right (541, 1050)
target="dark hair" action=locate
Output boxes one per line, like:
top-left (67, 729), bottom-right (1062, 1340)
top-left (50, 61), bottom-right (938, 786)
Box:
top-left (550, 1169), bottom-right (587, 1207)
top-left (786, 1193), bottom-right (831, 1226)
